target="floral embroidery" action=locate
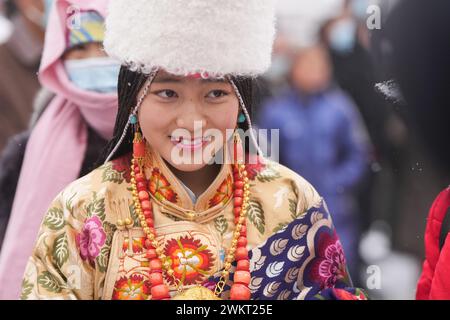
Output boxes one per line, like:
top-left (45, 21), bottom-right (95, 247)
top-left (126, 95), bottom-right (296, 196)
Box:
top-left (122, 237), bottom-right (146, 254)
top-left (149, 168), bottom-right (178, 203)
top-left (247, 199), bottom-right (265, 234)
top-left (208, 174), bottom-right (233, 208)
top-left (112, 274), bottom-right (151, 300)
top-left (306, 231), bottom-right (349, 290)
top-left (164, 236), bottom-right (214, 285)
top-left (112, 154), bottom-right (132, 182)
top-left (213, 215), bottom-right (229, 236)
top-left (102, 153), bottom-right (132, 184)
top-left (245, 154), bottom-right (266, 181)
top-left (332, 288), bottom-right (367, 300)
top-left (76, 216), bottom-right (107, 266)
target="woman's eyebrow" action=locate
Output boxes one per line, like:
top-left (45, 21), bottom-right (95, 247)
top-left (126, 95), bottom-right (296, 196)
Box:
top-left (201, 78), bottom-right (227, 83)
top-left (152, 76), bottom-right (227, 84)
top-left (152, 76), bottom-right (183, 83)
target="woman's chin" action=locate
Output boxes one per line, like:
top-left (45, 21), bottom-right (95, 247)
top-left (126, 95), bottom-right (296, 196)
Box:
top-left (170, 162), bottom-right (208, 172)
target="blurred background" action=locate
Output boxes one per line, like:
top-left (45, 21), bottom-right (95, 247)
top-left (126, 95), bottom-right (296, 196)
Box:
top-left (0, 0), bottom-right (449, 299)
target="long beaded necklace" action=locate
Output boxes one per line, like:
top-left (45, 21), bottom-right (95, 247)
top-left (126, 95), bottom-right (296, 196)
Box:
top-left (129, 131), bottom-right (252, 300)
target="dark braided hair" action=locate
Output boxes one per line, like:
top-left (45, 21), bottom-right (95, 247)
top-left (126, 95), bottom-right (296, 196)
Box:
top-left (97, 66), bottom-right (260, 165)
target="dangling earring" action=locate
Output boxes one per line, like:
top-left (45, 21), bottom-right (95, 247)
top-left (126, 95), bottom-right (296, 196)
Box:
top-left (229, 79), bottom-right (266, 163)
top-left (104, 70), bottom-right (158, 164)
top-left (237, 112), bottom-right (246, 124)
top-left (131, 114), bottom-right (146, 170)
top-left (232, 130), bottom-right (244, 165)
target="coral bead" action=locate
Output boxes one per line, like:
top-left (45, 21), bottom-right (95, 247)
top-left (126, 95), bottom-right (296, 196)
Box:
top-left (233, 208), bottom-right (241, 216)
top-left (151, 284), bottom-right (170, 300)
top-left (133, 141), bottom-right (146, 158)
top-left (234, 197), bottom-right (243, 207)
top-left (145, 218), bottom-right (154, 227)
top-left (230, 284), bottom-right (251, 300)
top-left (240, 225), bottom-right (247, 236)
top-left (149, 272), bottom-right (164, 286)
top-left (135, 173), bottom-right (145, 182)
top-left (141, 200), bottom-right (151, 210)
top-left (145, 249), bottom-right (157, 259)
top-left (233, 271), bottom-right (251, 286)
top-left (234, 181), bottom-right (244, 189)
top-left (149, 258), bottom-right (162, 271)
top-left (234, 189), bottom-right (243, 197)
top-left (235, 247), bottom-right (248, 261)
top-left (236, 259), bottom-right (250, 271)
top-left (137, 182), bottom-right (147, 191)
top-left (138, 190), bottom-right (149, 201)
top-left (237, 236), bottom-right (247, 248)
top-left (143, 210), bottom-right (153, 218)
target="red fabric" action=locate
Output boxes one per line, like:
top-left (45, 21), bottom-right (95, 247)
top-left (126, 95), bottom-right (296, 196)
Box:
top-left (416, 187), bottom-right (450, 300)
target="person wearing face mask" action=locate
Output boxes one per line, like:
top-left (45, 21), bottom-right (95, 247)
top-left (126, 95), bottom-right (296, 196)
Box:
top-left (0, 0), bottom-right (119, 299)
top-left (320, 1), bottom-right (409, 244)
top-left (0, 0), bottom-right (52, 253)
top-left (0, 0), bottom-right (48, 154)
top-left (258, 44), bottom-right (371, 282)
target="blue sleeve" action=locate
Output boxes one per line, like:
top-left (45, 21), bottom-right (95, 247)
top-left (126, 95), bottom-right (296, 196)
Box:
top-left (256, 98), bottom-right (285, 153)
top-left (328, 93), bottom-right (370, 191)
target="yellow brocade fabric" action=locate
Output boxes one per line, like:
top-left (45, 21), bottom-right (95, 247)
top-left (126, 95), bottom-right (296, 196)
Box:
top-left (20, 144), bottom-right (324, 300)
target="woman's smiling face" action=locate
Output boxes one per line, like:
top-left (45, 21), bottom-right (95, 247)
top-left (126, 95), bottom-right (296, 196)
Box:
top-left (138, 70), bottom-right (240, 172)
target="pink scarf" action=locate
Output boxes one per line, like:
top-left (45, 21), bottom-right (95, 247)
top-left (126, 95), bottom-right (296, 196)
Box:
top-left (0, 0), bottom-right (117, 299)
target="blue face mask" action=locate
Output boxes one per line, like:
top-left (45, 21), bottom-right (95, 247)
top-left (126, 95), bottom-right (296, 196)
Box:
top-left (328, 19), bottom-right (357, 54)
top-left (64, 57), bottom-right (120, 93)
top-left (351, 0), bottom-right (370, 20)
top-left (43, 0), bottom-right (54, 27)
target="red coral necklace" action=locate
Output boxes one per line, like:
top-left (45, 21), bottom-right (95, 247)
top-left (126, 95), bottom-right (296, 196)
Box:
top-left (129, 131), bottom-right (251, 300)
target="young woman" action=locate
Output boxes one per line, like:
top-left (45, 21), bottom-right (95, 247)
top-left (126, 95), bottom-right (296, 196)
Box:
top-left (20, 0), bottom-right (366, 300)
top-left (0, 0), bottom-right (119, 299)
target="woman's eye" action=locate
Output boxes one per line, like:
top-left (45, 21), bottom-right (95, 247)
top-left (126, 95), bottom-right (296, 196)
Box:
top-left (207, 90), bottom-right (229, 99)
top-left (156, 90), bottom-right (177, 98)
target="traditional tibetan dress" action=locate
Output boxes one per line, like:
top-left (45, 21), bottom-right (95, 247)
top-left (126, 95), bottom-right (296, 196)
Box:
top-left (21, 145), bottom-right (366, 300)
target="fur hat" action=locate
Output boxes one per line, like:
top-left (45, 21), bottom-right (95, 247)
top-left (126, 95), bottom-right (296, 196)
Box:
top-left (104, 0), bottom-right (277, 77)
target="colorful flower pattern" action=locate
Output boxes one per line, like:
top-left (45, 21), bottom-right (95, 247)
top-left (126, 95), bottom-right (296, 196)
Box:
top-left (122, 237), bottom-right (146, 254)
top-left (149, 167), bottom-right (178, 203)
top-left (164, 236), bottom-right (214, 285)
top-left (204, 200), bottom-right (365, 300)
top-left (112, 274), bottom-right (151, 300)
top-left (208, 174), bottom-right (233, 208)
top-left (110, 153), bottom-right (132, 183)
top-left (306, 231), bottom-right (349, 290)
top-left (245, 153), bottom-right (266, 181)
top-left (75, 216), bottom-right (106, 266)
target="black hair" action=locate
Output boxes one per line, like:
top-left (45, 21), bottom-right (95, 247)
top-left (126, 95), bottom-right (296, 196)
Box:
top-left (97, 66), bottom-right (260, 165)
top-left (386, 0), bottom-right (450, 172)
top-left (4, 0), bottom-right (17, 18)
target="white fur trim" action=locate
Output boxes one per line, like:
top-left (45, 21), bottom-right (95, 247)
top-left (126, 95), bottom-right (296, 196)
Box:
top-left (104, 0), bottom-right (277, 77)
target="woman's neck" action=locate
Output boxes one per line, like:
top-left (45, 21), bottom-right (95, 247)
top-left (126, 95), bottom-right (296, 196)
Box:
top-left (165, 160), bottom-right (222, 198)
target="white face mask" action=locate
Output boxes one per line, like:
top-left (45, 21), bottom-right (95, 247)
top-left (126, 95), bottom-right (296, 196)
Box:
top-left (266, 54), bottom-right (292, 81)
top-left (64, 57), bottom-right (121, 93)
top-left (351, 0), bottom-right (370, 20)
top-left (328, 19), bottom-right (357, 54)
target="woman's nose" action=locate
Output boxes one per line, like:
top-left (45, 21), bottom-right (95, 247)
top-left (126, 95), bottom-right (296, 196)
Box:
top-left (176, 102), bottom-right (206, 131)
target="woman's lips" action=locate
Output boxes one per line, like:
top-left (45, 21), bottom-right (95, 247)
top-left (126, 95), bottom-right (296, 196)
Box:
top-left (170, 136), bottom-right (212, 151)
